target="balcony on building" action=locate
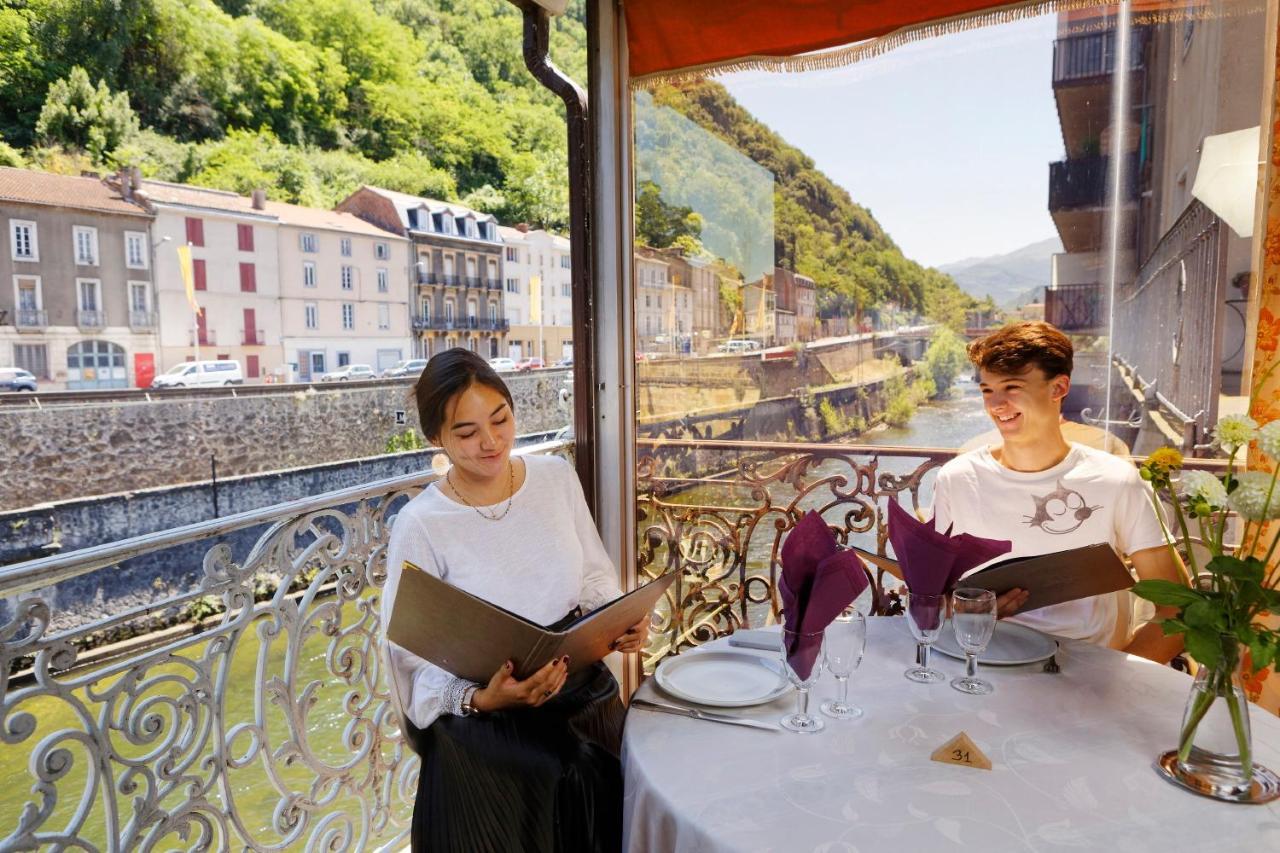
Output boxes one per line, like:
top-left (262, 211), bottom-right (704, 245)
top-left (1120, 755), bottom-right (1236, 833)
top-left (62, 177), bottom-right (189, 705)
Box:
top-left (465, 276), bottom-right (483, 289)
top-left (1044, 282), bottom-right (1106, 333)
top-left (77, 309), bottom-right (107, 330)
top-left (485, 278), bottom-right (502, 291)
top-left (242, 328), bottom-right (265, 346)
top-left (14, 309), bottom-right (47, 331)
top-left (416, 269), bottom-right (440, 285)
top-left (442, 273), bottom-right (460, 287)
top-left (189, 329), bottom-right (217, 346)
top-left (129, 310), bottom-right (157, 330)
top-left (1048, 153), bottom-right (1138, 253)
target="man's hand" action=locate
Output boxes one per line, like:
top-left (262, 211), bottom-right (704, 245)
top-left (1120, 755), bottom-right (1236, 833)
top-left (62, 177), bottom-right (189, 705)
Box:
top-left (471, 656), bottom-right (569, 712)
top-left (611, 617), bottom-right (651, 653)
top-left (996, 588), bottom-right (1030, 619)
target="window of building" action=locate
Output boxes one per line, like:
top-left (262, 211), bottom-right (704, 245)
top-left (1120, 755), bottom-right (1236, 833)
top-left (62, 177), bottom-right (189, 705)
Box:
top-left (14, 343), bottom-right (48, 379)
top-left (445, 301), bottom-right (455, 323)
top-left (560, 254), bottom-right (571, 269)
top-left (239, 262), bottom-right (256, 292)
top-left (301, 232), bottom-right (318, 253)
top-left (9, 220), bottom-right (37, 261)
top-left (184, 217), bottom-right (204, 247)
top-left (377, 268), bottom-right (389, 293)
top-left (125, 231), bottom-right (148, 269)
top-left (303, 261), bottom-right (317, 287)
top-left (489, 303), bottom-right (497, 323)
top-left (506, 247), bottom-right (519, 262)
top-left (78, 279), bottom-right (101, 312)
top-left (193, 259), bottom-right (207, 291)
top-left (375, 241), bottom-right (390, 260)
top-left (129, 282), bottom-right (149, 314)
top-left (378, 303), bottom-right (390, 330)
top-left (342, 303), bottom-right (355, 330)
top-left (305, 302), bottom-right (318, 329)
top-left (455, 216), bottom-right (467, 236)
top-left (237, 224), bottom-right (254, 252)
top-left (562, 283), bottom-right (571, 297)
top-left (337, 351), bottom-right (351, 368)
top-left (341, 266), bottom-right (354, 290)
top-left (340, 237), bottom-right (352, 257)
top-left (420, 300), bottom-right (431, 322)
top-left (506, 278), bottom-right (519, 293)
top-left (73, 226), bottom-right (99, 265)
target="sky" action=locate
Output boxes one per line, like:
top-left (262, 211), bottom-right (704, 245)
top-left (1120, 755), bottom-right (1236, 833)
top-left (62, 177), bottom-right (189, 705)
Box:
top-left (720, 14), bottom-right (1063, 269)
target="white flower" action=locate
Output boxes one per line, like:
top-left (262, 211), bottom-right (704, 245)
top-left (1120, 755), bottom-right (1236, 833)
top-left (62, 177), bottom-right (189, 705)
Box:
top-left (1226, 471), bottom-right (1280, 521)
top-left (1177, 470), bottom-right (1228, 508)
top-left (1214, 414), bottom-right (1258, 454)
top-left (1259, 420), bottom-right (1280, 458)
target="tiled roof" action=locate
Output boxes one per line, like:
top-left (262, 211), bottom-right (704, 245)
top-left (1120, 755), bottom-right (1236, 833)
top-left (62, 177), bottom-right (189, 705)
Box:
top-left (0, 167), bottom-right (151, 216)
top-left (261, 200), bottom-right (406, 239)
top-left (359, 185), bottom-right (498, 228)
top-left (137, 180), bottom-right (272, 216)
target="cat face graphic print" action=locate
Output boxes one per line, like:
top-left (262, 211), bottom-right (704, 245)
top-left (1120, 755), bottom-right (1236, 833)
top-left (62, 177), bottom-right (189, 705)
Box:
top-left (1024, 479), bottom-right (1102, 534)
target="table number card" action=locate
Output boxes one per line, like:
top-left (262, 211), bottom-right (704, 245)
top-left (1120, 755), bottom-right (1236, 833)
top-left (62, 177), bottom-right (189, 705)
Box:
top-left (930, 732), bottom-right (992, 771)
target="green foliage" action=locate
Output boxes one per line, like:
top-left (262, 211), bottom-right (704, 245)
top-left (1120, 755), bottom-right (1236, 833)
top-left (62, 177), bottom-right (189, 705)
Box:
top-left (36, 66), bottom-right (139, 162)
top-left (818, 397), bottom-right (865, 438)
top-left (386, 429), bottom-right (426, 453)
top-left (183, 594), bottom-right (225, 623)
top-left (923, 327), bottom-right (970, 396)
top-left (0, 139), bottom-right (23, 167)
top-left (635, 180), bottom-right (703, 248)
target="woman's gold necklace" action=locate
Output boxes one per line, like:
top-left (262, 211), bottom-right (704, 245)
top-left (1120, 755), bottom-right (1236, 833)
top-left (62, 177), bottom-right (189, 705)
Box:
top-left (446, 460), bottom-right (515, 521)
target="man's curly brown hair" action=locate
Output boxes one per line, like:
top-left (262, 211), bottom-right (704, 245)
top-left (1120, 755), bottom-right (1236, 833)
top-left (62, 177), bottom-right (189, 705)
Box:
top-left (967, 321), bottom-right (1073, 379)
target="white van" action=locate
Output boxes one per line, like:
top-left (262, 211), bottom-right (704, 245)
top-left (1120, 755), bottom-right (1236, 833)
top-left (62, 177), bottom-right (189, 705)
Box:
top-left (151, 360), bottom-right (243, 388)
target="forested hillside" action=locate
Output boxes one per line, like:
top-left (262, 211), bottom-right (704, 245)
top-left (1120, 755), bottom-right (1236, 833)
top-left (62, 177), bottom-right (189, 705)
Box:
top-left (0, 0), bottom-right (971, 320)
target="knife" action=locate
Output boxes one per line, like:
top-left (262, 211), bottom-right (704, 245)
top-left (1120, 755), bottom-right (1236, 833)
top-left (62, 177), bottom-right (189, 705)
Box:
top-left (629, 698), bottom-right (781, 731)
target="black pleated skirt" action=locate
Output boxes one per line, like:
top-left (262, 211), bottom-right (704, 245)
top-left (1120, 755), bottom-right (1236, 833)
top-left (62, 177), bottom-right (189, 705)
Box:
top-left (404, 613), bottom-right (625, 853)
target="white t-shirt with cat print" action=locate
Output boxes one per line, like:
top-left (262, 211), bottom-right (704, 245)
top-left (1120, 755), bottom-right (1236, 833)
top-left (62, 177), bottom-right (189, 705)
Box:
top-left (931, 443), bottom-right (1167, 646)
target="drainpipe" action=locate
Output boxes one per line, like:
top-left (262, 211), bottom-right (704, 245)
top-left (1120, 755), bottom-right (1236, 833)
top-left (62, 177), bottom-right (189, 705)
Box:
top-left (518, 1), bottom-right (597, 515)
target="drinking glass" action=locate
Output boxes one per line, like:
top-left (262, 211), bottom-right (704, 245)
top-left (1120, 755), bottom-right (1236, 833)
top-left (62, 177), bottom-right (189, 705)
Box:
top-left (821, 610), bottom-right (866, 720)
top-left (779, 628), bottom-right (825, 733)
top-left (950, 587), bottom-right (997, 695)
top-left (904, 591), bottom-right (946, 683)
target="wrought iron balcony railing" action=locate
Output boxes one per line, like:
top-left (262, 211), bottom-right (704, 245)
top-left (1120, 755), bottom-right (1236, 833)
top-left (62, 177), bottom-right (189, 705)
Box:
top-left (77, 309), bottom-right (107, 329)
top-left (440, 274), bottom-right (460, 286)
top-left (1044, 283), bottom-right (1106, 332)
top-left (484, 278), bottom-right (502, 291)
top-left (416, 270), bottom-right (440, 285)
top-left (128, 310), bottom-right (157, 330)
top-left (0, 441), bottom-right (571, 851)
top-left (1048, 153), bottom-right (1138, 211)
top-left (14, 309), bottom-right (47, 330)
top-left (464, 276), bottom-right (483, 289)
top-left (241, 328), bottom-right (265, 345)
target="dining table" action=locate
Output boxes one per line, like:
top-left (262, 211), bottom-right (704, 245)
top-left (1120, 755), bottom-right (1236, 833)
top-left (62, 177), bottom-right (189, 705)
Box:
top-left (622, 619), bottom-right (1280, 852)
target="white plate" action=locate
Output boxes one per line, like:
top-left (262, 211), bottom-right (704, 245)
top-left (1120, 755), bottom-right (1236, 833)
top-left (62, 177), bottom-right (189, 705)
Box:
top-left (932, 619), bottom-right (1058, 666)
top-left (654, 650), bottom-right (791, 708)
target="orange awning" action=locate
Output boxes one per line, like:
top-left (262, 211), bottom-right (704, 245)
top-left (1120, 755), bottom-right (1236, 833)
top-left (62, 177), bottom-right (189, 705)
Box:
top-left (624, 0), bottom-right (1198, 80)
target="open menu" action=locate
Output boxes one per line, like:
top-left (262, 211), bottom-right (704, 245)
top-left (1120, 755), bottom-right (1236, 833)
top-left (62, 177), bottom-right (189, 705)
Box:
top-left (852, 542), bottom-right (1135, 611)
top-left (387, 562), bottom-right (676, 682)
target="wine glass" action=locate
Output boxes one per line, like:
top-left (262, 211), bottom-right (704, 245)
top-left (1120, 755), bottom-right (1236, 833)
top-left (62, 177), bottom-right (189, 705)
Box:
top-left (950, 587), bottom-right (997, 695)
top-left (904, 591), bottom-right (946, 683)
top-left (821, 610), bottom-right (866, 720)
top-left (779, 628), bottom-right (825, 733)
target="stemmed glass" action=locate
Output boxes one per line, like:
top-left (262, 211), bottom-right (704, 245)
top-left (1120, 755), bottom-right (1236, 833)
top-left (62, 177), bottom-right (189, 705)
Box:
top-left (950, 587), bottom-right (997, 694)
top-left (779, 628), bottom-right (825, 733)
top-left (821, 610), bottom-right (866, 719)
top-left (904, 591), bottom-right (946, 683)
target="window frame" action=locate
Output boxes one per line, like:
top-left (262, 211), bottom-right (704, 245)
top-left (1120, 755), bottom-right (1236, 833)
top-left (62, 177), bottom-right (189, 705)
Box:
top-left (76, 277), bottom-right (102, 312)
top-left (341, 302), bottom-right (355, 330)
top-left (341, 265), bottom-right (354, 290)
top-left (303, 261), bottom-right (317, 288)
top-left (125, 231), bottom-right (149, 269)
top-left (377, 268), bottom-right (389, 293)
top-left (304, 302), bottom-right (318, 330)
top-left (13, 274), bottom-right (42, 311)
top-left (340, 237), bottom-right (352, 257)
top-left (301, 232), bottom-right (318, 253)
top-left (378, 302), bottom-right (391, 330)
top-left (375, 241), bottom-right (390, 260)
top-left (9, 220), bottom-right (38, 262)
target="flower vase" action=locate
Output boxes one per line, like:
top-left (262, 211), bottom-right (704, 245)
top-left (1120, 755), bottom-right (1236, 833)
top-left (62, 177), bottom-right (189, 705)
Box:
top-left (1156, 636), bottom-right (1280, 803)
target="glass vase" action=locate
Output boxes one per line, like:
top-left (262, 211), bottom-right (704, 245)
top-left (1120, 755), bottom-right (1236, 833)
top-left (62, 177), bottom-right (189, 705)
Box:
top-left (1174, 639), bottom-right (1253, 794)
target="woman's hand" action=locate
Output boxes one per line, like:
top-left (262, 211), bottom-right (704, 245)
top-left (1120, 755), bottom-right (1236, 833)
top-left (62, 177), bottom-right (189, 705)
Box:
top-left (610, 617), bottom-right (650, 654)
top-left (471, 656), bottom-right (569, 712)
top-left (996, 588), bottom-right (1029, 619)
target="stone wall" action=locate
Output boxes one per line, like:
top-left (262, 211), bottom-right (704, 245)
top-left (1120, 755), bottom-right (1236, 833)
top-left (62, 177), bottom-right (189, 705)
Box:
top-left (0, 370), bottom-right (571, 511)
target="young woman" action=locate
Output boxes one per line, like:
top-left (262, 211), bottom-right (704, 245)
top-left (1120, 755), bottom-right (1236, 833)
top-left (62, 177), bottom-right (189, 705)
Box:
top-left (382, 348), bottom-right (648, 852)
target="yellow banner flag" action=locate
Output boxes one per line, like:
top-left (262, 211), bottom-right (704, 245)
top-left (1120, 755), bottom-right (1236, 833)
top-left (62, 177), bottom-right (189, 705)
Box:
top-left (529, 275), bottom-right (542, 325)
top-left (176, 244), bottom-right (201, 314)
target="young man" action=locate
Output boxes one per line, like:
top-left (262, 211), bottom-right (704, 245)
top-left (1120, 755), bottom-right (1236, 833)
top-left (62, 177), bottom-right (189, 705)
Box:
top-left (931, 321), bottom-right (1186, 663)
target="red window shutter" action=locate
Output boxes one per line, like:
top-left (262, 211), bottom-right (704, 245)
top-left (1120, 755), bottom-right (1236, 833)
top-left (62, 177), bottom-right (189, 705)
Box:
top-left (243, 308), bottom-right (257, 345)
top-left (239, 262), bottom-right (256, 292)
top-left (246, 355), bottom-right (260, 378)
top-left (185, 217), bottom-right (204, 247)
top-left (196, 310), bottom-right (208, 344)
top-left (193, 259), bottom-right (207, 291)
top-left (237, 224), bottom-right (254, 252)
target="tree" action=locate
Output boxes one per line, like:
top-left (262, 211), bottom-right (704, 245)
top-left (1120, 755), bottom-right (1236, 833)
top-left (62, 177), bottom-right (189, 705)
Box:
top-left (923, 327), bottom-right (970, 395)
top-left (635, 180), bottom-right (702, 248)
top-left (35, 67), bottom-right (138, 162)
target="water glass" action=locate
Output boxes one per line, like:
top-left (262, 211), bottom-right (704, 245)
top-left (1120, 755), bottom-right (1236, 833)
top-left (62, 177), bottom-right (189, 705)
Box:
top-left (779, 628), bottom-right (825, 733)
top-left (950, 587), bottom-right (997, 695)
top-left (904, 591), bottom-right (946, 683)
top-left (821, 610), bottom-right (866, 720)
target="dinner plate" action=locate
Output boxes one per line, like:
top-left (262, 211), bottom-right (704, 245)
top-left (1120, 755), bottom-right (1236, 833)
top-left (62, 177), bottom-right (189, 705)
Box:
top-left (932, 619), bottom-right (1058, 666)
top-left (653, 650), bottom-right (791, 707)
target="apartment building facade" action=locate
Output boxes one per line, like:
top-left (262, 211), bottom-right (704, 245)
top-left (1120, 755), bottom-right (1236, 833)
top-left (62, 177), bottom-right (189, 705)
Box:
top-left (337, 187), bottom-right (506, 360)
top-left (135, 180), bottom-right (283, 379)
top-left (266, 201), bottom-right (412, 380)
top-left (796, 273), bottom-right (816, 342)
top-left (0, 168), bottom-right (156, 389)
top-left (635, 245), bottom-right (694, 354)
top-left (498, 225), bottom-right (574, 362)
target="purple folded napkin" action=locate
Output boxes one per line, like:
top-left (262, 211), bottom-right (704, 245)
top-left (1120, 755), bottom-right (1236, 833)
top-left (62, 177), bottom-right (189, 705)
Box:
top-left (886, 500), bottom-right (1012, 630)
top-left (778, 511), bottom-right (870, 680)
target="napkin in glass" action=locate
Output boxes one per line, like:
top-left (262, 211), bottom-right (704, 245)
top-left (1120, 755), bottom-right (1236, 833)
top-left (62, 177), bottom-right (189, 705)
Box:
top-left (778, 510), bottom-right (869, 680)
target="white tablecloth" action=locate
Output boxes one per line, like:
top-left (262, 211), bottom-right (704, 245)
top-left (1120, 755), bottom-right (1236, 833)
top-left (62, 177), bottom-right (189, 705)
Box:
top-left (623, 620), bottom-right (1280, 852)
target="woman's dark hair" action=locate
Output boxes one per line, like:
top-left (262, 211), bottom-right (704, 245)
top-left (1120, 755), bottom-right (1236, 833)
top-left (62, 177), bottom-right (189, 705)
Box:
top-left (413, 348), bottom-right (515, 441)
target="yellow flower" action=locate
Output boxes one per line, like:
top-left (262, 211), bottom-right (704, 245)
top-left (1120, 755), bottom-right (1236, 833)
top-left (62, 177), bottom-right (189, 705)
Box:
top-left (1146, 447), bottom-right (1185, 472)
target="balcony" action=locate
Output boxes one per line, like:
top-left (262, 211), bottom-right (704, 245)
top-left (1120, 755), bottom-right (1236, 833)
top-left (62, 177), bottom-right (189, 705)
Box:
top-left (1044, 283), bottom-right (1105, 332)
top-left (441, 274), bottom-right (460, 286)
top-left (1051, 29), bottom-right (1145, 86)
top-left (14, 309), bottom-right (47, 331)
top-left (188, 329), bottom-right (217, 346)
top-left (1048, 154), bottom-right (1139, 253)
top-left (485, 278), bottom-right (502, 291)
top-left (77, 309), bottom-right (107, 329)
top-left (416, 270), bottom-right (440, 285)
top-left (241, 328), bottom-right (266, 346)
top-left (129, 310), bottom-right (157, 330)
top-left (465, 276), bottom-right (483, 289)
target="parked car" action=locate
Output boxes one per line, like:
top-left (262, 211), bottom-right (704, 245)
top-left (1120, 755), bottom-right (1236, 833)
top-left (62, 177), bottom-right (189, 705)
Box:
top-left (319, 364), bottom-right (375, 382)
top-left (0, 367), bottom-right (37, 392)
top-left (151, 360), bottom-right (243, 388)
top-left (717, 339), bottom-right (761, 354)
top-left (383, 358), bottom-right (428, 378)
top-left (553, 356), bottom-right (574, 368)
top-left (515, 357), bottom-right (545, 372)
top-left (488, 357), bottom-right (518, 372)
